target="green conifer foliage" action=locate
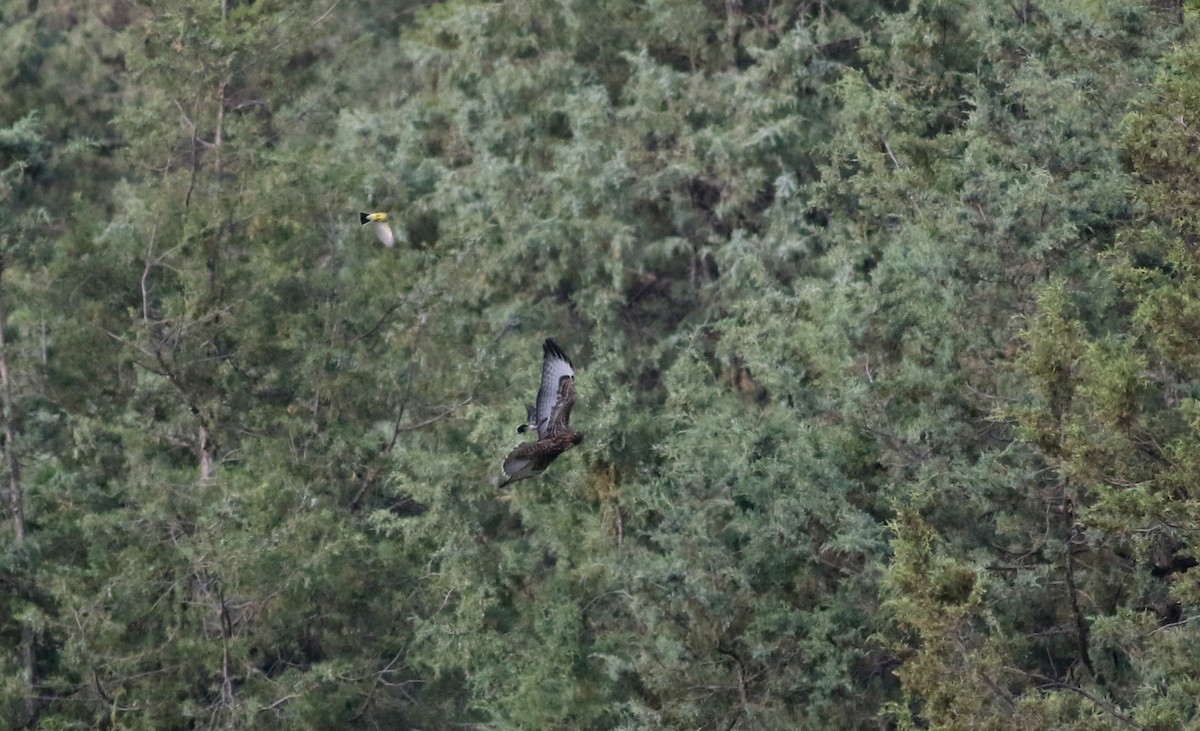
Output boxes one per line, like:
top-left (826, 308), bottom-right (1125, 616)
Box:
top-left (0, 112), bottom-right (53, 730)
top-left (803, 1), bottom-right (1177, 727)
top-left (1013, 23), bottom-right (1200, 729)
top-left (19, 0), bottom-right (447, 726)
top-left (4, 0), bottom-right (1199, 727)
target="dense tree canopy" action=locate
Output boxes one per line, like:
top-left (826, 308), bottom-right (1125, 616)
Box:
top-left (2, 0), bottom-right (1200, 728)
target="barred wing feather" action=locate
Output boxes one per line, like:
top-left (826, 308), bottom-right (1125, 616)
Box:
top-left (535, 339), bottom-right (576, 439)
top-left (499, 338), bottom-right (584, 486)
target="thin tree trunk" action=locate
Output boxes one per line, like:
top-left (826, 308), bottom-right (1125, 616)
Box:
top-left (199, 424), bottom-right (213, 482)
top-left (200, 71), bottom-right (228, 480)
top-left (0, 256), bottom-right (35, 721)
top-left (207, 78), bottom-right (227, 298)
top-left (1, 312), bottom-right (25, 541)
top-left (214, 78), bottom-right (225, 182)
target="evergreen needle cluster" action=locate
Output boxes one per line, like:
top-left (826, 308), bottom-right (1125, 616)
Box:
top-left (1, 1), bottom-right (1197, 729)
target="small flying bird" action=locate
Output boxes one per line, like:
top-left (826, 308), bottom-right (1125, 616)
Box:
top-left (500, 339), bottom-right (585, 485)
top-left (359, 211), bottom-right (395, 247)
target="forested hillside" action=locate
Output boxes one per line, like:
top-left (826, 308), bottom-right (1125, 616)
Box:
top-left (3, 0), bottom-right (1200, 728)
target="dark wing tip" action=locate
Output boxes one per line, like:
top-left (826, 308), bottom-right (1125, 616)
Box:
top-left (543, 338), bottom-right (572, 366)
top-left (359, 212), bottom-right (370, 225)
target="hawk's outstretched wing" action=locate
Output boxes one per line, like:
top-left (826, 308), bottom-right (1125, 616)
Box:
top-left (499, 339), bottom-right (584, 486)
top-left (501, 439), bottom-right (557, 484)
top-left (534, 339), bottom-right (576, 439)
top-left (500, 428), bottom-right (585, 485)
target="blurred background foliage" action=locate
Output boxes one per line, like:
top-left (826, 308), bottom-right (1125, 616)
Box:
top-left (3, 0), bottom-right (1200, 728)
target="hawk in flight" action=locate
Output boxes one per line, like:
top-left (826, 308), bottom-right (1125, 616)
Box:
top-left (500, 339), bottom-right (585, 485)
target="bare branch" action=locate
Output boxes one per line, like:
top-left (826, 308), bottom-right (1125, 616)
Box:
top-left (1022, 673), bottom-right (1146, 730)
top-left (141, 224), bottom-right (158, 322)
top-left (259, 694), bottom-right (298, 712)
top-left (395, 396), bottom-right (473, 433)
top-left (349, 303), bottom-right (402, 345)
top-left (882, 137), bottom-right (903, 170)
